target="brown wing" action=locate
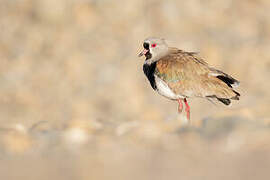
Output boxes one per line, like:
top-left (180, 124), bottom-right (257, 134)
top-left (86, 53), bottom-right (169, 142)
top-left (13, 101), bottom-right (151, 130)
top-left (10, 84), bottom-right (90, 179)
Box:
top-left (155, 48), bottom-right (239, 99)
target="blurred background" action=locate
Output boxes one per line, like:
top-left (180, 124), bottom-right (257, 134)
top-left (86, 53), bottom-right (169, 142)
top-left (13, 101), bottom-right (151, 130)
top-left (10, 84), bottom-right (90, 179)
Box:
top-left (0, 0), bottom-right (270, 179)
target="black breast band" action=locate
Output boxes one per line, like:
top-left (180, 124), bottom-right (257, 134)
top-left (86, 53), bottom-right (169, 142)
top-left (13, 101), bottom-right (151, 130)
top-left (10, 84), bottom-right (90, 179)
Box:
top-left (143, 62), bottom-right (157, 90)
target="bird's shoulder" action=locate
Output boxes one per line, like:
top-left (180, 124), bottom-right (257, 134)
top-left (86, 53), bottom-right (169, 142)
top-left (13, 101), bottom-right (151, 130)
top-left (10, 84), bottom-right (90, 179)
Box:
top-left (155, 48), bottom-right (210, 78)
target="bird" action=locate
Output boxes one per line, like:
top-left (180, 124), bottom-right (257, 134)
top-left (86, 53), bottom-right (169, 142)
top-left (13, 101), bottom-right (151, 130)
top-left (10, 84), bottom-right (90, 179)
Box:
top-left (138, 37), bottom-right (240, 123)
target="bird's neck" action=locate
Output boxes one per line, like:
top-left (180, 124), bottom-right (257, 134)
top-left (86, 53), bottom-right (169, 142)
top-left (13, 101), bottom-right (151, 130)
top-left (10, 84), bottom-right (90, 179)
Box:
top-left (144, 50), bottom-right (169, 65)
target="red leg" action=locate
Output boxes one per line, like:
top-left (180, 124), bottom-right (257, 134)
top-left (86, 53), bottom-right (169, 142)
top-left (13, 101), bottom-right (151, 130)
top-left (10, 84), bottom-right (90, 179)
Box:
top-left (177, 99), bottom-right (183, 113)
top-left (184, 98), bottom-right (190, 122)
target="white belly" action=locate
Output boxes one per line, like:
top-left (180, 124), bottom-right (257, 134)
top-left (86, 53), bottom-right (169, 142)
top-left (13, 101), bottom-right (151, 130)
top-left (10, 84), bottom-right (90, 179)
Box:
top-left (154, 75), bottom-right (185, 100)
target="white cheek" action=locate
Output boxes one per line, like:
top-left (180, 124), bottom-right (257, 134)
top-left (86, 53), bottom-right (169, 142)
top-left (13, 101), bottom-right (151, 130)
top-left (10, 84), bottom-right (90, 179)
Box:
top-left (149, 48), bottom-right (153, 55)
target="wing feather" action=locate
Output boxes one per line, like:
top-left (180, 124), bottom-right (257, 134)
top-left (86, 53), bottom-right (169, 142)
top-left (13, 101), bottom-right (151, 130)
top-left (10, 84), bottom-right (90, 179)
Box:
top-left (155, 48), bottom-right (240, 100)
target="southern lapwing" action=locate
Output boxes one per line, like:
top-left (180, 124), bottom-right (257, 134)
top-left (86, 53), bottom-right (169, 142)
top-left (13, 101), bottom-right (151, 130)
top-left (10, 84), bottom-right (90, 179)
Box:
top-left (138, 37), bottom-right (240, 123)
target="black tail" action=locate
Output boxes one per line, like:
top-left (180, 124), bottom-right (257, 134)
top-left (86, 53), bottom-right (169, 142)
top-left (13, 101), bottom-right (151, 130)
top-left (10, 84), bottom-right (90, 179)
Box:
top-left (210, 68), bottom-right (240, 88)
top-left (232, 90), bottom-right (240, 100)
top-left (217, 98), bottom-right (231, 105)
top-left (216, 75), bottom-right (239, 88)
top-left (207, 91), bottom-right (240, 106)
top-left (216, 89), bottom-right (240, 105)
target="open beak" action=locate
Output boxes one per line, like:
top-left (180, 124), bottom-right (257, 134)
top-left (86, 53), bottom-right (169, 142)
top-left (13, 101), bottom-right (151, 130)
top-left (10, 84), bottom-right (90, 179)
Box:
top-left (138, 49), bottom-right (149, 57)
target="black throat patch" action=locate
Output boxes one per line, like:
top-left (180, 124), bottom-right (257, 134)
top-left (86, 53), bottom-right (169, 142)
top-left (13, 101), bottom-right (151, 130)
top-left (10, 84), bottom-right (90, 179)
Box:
top-left (145, 51), bottom-right (152, 60)
top-left (143, 42), bottom-right (152, 60)
top-left (143, 62), bottom-right (157, 90)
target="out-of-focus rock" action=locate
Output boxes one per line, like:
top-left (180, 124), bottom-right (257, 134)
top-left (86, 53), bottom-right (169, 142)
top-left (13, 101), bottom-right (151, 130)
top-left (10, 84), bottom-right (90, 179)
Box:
top-left (34, 0), bottom-right (70, 24)
top-left (1, 124), bottom-right (33, 154)
top-left (62, 119), bottom-right (102, 147)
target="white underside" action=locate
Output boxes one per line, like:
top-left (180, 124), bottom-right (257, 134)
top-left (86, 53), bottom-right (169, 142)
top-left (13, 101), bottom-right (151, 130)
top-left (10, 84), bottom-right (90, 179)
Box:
top-left (154, 75), bottom-right (185, 100)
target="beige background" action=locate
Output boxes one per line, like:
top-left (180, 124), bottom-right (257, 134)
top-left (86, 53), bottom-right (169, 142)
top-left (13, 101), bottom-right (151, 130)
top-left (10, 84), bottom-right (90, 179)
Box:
top-left (0, 0), bottom-right (270, 179)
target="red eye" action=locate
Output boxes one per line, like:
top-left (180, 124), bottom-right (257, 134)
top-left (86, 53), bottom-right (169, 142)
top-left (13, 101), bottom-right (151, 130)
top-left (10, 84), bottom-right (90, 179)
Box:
top-left (151, 43), bottom-right (157, 48)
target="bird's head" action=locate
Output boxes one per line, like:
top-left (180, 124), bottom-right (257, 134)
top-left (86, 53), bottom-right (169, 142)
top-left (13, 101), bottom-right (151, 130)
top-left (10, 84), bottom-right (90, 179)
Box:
top-left (138, 37), bottom-right (169, 64)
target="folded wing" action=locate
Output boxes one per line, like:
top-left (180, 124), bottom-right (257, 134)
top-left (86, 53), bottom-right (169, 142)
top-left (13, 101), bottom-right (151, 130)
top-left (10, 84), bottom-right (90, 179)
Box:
top-left (155, 49), bottom-right (240, 105)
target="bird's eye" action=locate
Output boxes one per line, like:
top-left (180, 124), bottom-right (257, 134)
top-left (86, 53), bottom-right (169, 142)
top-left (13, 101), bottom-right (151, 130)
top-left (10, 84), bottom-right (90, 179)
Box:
top-left (151, 43), bottom-right (157, 48)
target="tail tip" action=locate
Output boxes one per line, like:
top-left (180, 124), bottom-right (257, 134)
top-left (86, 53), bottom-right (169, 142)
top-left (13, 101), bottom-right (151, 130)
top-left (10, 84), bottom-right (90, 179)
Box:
top-left (217, 98), bottom-right (231, 105)
top-left (232, 90), bottom-right (240, 100)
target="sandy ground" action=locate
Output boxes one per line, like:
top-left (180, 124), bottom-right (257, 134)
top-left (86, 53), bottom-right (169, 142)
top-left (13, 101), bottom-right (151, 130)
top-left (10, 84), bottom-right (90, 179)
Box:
top-left (0, 0), bottom-right (270, 179)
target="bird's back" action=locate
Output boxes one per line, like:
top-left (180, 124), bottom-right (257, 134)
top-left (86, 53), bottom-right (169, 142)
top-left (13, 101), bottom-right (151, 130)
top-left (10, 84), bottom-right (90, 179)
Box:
top-left (155, 48), bottom-right (240, 104)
